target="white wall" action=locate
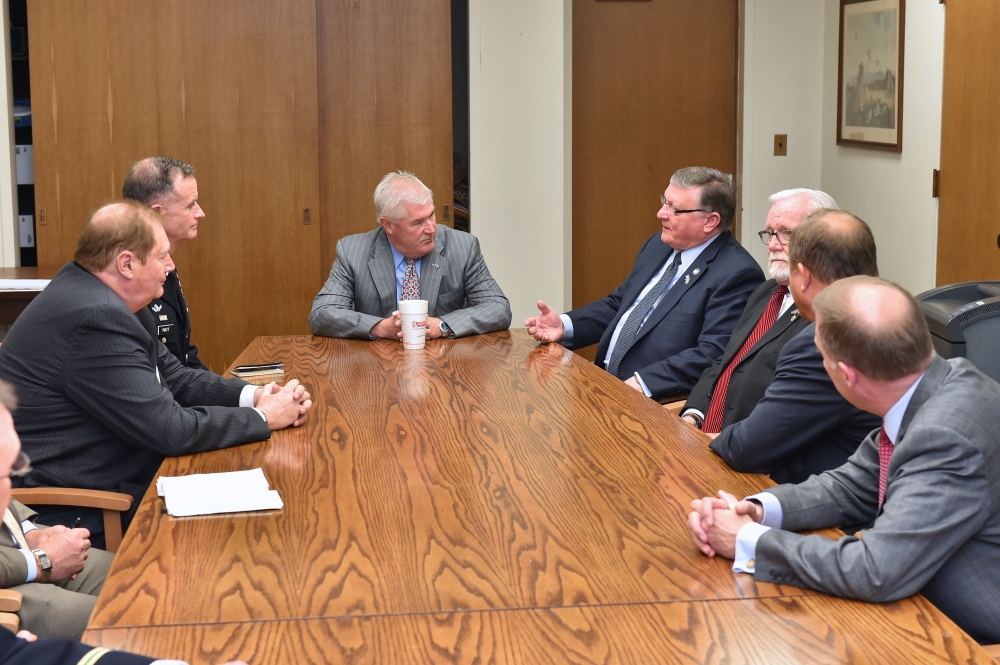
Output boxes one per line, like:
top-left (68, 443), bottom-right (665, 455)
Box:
top-left (0, 0), bottom-right (19, 268)
top-left (742, 0), bottom-right (945, 295)
top-left (819, 0), bottom-right (944, 294)
top-left (468, 0), bottom-right (571, 325)
top-left (740, 0), bottom-right (826, 267)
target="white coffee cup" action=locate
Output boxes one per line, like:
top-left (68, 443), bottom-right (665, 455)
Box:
top-left (398, 299), bottom-right (429, 349)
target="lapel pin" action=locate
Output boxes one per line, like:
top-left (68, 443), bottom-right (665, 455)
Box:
top-left (790, 310), bottom-right (800, 322)
top-left (692, 268), bottom-right (701, 275)
top-left (432, 263), bottom-right (440, 269)
top-left (684, 274), bottom-right (691, 284)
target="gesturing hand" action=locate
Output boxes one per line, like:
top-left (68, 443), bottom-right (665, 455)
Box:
top-left (525, 300), bottom-right (565, 343)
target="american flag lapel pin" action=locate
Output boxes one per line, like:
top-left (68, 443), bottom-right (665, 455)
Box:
top-left (684, 274), bottom-right (691, 284)
top-left (432, 263), bottom-right (440, 269)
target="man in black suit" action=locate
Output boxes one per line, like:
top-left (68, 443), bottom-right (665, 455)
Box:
top-left (123, 156), bottom-right (208, 369)
top-left (0, 201), bottom-right (312, 546)
top-left (681, 189), bottom-right (837, 432)
top-left (525, 167), bottom-right (764, 401)
top-left (705, 209), bottom-right (881, 484)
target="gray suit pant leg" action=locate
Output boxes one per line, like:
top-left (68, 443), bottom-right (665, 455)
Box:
top-left (11, 548), bottom-right (114, 639)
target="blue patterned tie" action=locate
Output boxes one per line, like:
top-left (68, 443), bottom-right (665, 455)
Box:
top-left (606, 251), bottom-right (684, 377)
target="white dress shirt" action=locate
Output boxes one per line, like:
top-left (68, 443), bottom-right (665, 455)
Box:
top-left (560, 235), bottom-right (717, 394)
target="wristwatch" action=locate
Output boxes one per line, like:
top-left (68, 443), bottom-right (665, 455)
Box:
top-left (439, 320), bottom-right (451, 337)
top-left (31, 548), bottom-right (52, 583)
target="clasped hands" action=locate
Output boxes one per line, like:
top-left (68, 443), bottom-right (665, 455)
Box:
top-left (24, 525), bottom-right (90, 582)
top-left (687, 490), bottom-right (763, 559)
top-left (253, 379), bottom-right (312, 430)
top-left (370, 311), bottom-right (446, 341)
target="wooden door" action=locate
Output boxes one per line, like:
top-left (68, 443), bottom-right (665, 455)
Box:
top-left (936, 0), bottom-right (1000, 285)
top-left (28, 0), bottom-right (321, 371)
top-left (316, 0), bottom-right (454, 276)
top-left (572, 0), bottom-right (738, 356)
top-left (28, 0), bottom-right (160, 265)
top-left (154, 0), bottom-right (321, 371)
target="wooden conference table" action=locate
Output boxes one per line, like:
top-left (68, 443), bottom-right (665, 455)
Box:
top-left (82, 331), bottom-right (991, 664)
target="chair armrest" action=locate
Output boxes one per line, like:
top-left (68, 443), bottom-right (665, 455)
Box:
top-left (11, 488), bottom-right (133, 512)
top-left (0, 589), bottom-right (22, 612)
top-left (0, 612), bottom-right (19, 632)
top-left (982, 644), bottom-right (1000, 661)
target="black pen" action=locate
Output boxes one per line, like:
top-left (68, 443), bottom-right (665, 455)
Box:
top-left (72, 518), bottom-right (82, 529)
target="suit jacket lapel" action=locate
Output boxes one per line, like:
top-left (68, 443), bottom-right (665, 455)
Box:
top-left (369, 230), bottom-right (399, 317)
top-left (602, 239), bottom-right (674, 343)
top-left (634, 232), bottom-right (729, 344)
top-left (898, 355), bottom-right (949, 442)
top-left (3, 509), bottom-right (28, 549)
top-left (421, 231), bottom-right (446, 316)
top-left (743, 298), bottom-right (800, 358)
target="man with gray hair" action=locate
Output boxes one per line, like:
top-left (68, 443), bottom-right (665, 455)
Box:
top-left (681, 188), bottom-right (837, 432)
top-left (310, 171), bottom-right (511, 339)
top-left (526, 166), bottom-right (764, 400)
top-left (687, 275), bottom-right (1000, 645)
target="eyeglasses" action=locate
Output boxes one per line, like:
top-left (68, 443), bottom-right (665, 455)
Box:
top-left (660, 194), bottom-right (709, 216)
top-left (2, 451), bottom-right (31, 479)
top-left (758, 229), bottom-right (794, 247)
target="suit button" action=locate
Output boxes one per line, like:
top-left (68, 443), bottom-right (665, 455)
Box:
top-left (769, 571), bottom-right (777, 580)
top-left (161, 338), bottom-right (167, 343)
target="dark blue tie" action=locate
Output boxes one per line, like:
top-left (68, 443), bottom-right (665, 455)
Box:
top-left (606, 251), bottom-right (684, 376)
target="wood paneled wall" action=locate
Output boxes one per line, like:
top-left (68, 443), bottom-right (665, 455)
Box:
top-left (316, 0), bottom-right (454, 276)
top-left (936, 0), bottom-right (1000, 285)
top-left (27, 0), bottom-right (452, 371)
top-left (572, 0), bottom-right (739, 353)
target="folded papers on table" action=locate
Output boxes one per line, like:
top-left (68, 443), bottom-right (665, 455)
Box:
top-left (156, 467), bottom-right (283, 517)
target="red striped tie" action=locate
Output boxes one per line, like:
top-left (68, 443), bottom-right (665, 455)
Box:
top-left (703, 286), bottom-right (789, 433)
top-left (878, 425), bottom-right (893, 509)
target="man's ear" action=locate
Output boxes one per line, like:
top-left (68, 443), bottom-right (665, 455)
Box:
top-left (149, 203), bottom-right (165, 214)
top-left (703, 211), bottom-right (721, 234)
top-left (795, 263), bottom-right (813, 290)
top-left (838, 361), bottom-right (859, 387)
top-left (378, 216), bottom-right (394, 235)
top-left (116, 251), bottom-right (136, 280)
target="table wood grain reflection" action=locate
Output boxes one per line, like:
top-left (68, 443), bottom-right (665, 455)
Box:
top-left (85, 331), bottom-right (991, 663)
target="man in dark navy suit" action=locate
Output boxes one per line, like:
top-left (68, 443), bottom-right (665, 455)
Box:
top-left (526, 167), bottom-right (764, 401)
top-left (123, 156), bottom-right (208, 370)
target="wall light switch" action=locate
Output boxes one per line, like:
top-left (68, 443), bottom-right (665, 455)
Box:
top-left (774, 134), bottom-right (787, 156)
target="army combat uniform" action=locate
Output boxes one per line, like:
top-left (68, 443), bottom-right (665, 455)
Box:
top-left (145, 270), bottom-right (208, 370)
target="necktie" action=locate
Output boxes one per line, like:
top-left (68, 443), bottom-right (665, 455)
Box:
top-left (606, 251), bottom-right (685, 377)
top-left (878, 425), bottom-right (893, 509)
top-left (3, 509), bottom-right (29, 550)
top-left (703, 286), bottom-right (789, 433)
top-left (401, 258), bottom-right (420, 301)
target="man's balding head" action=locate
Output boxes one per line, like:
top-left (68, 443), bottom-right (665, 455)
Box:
top-left (123, 157), bottom-right (195, 207)
top-left (76, 201), bottom-right (175, 312)
top-left (814, 275), bottom-right (933, 382)
top-left (75, 201), bottom-right (162, 272)
top-left (789, 209), bottom-right (878, 284)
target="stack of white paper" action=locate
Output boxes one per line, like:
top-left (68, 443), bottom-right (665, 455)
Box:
top-left (156, 468), bottom-right (283, 517)
top-left (0, 279), bottom-right (50, 290)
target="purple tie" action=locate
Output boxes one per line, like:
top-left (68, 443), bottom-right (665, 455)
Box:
top-left (401, 258), bottom-right (420, 301)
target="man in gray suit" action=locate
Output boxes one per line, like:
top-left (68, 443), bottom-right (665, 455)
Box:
top-left (0, 201), bottom-right (312, 548)
top-left (686, 275), bottom-right (1000, 644)
top-left (309, 171), bottom-right (511, 340)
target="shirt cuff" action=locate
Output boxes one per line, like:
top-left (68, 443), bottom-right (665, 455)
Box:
top-left (252, 408), bottom-right (267, 422)
top-left (240, 383), bottom-right (262, 408)
top-left (733, 521), bottom-right (771, 573)
top-left (20, 549), bottom-right (37, 582)
top-left (748, 492), bottom-right (783, 528)
top-left (634, 373), bottom-right (653, 397)
top-left (680, 408), bottom-right (705, 420)
top-left (21, 520), bottom-right (37, 535)
top-left (559, 314), bottom-right (574, 345)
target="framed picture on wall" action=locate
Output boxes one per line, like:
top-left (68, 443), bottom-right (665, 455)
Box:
top-left (837, 0), bottom-right (905, 151)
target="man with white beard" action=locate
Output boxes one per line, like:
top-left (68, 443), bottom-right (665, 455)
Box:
top-left (681, 189), bottom-right (836, 433)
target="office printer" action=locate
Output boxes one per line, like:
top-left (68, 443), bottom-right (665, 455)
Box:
top-left (916, 281), bottom-right (1000, 384)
